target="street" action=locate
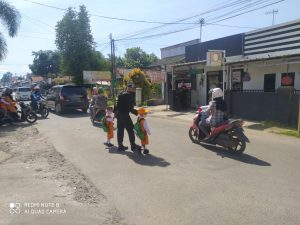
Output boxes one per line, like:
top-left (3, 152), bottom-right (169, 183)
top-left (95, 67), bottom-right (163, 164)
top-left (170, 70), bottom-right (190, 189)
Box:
top-left (29, 111), bottom-right (300, 225)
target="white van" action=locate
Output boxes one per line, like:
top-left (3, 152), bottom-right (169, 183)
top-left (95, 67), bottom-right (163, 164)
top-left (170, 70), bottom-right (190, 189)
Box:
top-left (15, 87), bottom-right (31, 101)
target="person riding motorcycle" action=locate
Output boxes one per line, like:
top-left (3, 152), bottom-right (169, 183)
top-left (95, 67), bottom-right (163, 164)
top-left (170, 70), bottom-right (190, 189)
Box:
top-left (30, 85), bottom-right (44, 111)
top-left (90, 87), bottom-right (107, 120)
top-left (198, 88), bottom-right (227, 139)
top-left (1, 88), bottom-right (19, 120)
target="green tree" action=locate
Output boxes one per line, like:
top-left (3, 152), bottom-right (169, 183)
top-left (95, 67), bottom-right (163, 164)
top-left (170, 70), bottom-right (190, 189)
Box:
top-left (29, 50), bottom-right (61, 76)
top-left (123, 47), bottom-right (158, 69)
top-left (90, 51), bottom-right (111, 71)
top-left (124, 68), bottom-right (151, 102)
top-left (55, 5), bottom-right (95, 84)
top-left (1, 71), bottom-right (13, 85)
top-left (0, 1), bottom-right (21, 61)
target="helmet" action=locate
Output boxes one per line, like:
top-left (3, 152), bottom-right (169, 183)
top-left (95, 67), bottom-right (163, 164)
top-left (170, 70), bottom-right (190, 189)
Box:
top-left (98, 87), bottom-right (104, 94)
top-left (209, 88), bottom-right (223, 99)
top-left (33, 85), bottom-right (40, 90)
top-left (3, 88), bottom-right (13, 95)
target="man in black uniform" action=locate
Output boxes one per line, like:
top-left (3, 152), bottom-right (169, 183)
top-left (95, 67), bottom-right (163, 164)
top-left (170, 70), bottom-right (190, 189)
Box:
top-left (115, 83), bottom-right (141, 152)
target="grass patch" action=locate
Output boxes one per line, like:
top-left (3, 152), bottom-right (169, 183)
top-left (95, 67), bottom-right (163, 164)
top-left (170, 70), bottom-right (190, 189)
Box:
top-left (261, 121), bottom-right (299, 138)
top-left (277, 130), bottom-right (300, 138)
top-left (262, 121), bottom-right (296, 130)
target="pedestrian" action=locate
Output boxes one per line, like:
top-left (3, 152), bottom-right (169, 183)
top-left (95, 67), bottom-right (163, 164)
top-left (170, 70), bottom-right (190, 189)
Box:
top-left (114, 83), bottom-right (141, 152)
top-left (136, 108), bottom-right (151, 154)
top-left (103, 106), bottom-right (114, 147)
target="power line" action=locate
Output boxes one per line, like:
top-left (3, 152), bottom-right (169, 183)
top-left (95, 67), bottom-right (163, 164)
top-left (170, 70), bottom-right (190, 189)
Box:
top-left (115, 0), bottom-right (251, 39)
top-left (114, 0), bottom-right (272, 40)
top-left (18, 34), bottom-right (54, 41)
top-left (116, 0), bottom-right (284, 43)
top-left (22, 15), bottom-right (55, 34)
top-left (23, 0), bottom-right (198, 25)
top-left (23, 0), bottom-right (66, 11)
top-left (209, 0), bottom-right (285, 24)
top-left (116, 25), bottom-right (199, 41)
top-left (205, 0), bottom-right (273, 22)
top-left (205, 23), bottom-right (258, 29)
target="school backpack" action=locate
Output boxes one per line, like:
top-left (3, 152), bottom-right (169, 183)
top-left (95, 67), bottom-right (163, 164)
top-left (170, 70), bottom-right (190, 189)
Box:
top-left (134, 119), bottom-right (145, 140)
top-left (100, 117), bottom-right (108, 132)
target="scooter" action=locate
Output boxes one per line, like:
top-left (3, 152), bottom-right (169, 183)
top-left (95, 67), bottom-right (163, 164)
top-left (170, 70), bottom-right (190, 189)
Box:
top-left (89, 104), bottom-right (105, 124)
top-left (0, 101), bottom-right (37, 125)
top-left (189, 106), bottom-right (250, 155)
top-left (31, 100), bottom-right (49, 118)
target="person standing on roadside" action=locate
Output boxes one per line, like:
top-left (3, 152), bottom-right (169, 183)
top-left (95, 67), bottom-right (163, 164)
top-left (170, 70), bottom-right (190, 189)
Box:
top-left (114, 83), bottom-right (141, 152)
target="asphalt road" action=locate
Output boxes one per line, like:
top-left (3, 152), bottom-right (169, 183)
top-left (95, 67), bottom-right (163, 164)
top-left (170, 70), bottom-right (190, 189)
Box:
top-left (35, 110), bottom-right (300, 225)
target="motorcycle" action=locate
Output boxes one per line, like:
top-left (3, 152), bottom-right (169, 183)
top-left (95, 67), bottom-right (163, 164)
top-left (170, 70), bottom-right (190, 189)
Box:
top-left (89, 104), bottom-right (105, 124)
top-left (32, 100), bottom-right (49, 118)
top-left (0, 101), bottom-right (37, 125)
top-left (189, 106), bottom-right (250, 155)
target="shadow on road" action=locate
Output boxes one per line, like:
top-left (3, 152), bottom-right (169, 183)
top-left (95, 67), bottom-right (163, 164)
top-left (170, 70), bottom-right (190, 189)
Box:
top-left (107, 146), bottom-right (171, 167)
top-left (199, 144), bottom-right (271, 166)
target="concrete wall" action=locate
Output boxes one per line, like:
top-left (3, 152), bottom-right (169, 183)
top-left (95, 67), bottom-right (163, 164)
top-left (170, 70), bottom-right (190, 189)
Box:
top-left (239, 59), bottom-right (300, 90)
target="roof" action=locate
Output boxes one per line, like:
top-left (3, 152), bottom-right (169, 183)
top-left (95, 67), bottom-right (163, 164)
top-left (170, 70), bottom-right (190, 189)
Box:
top-left (226, 50), bottom-right (300, 64)
top-left (160, 39), bottom-right (199, 51)
top-left (31, 76), bottom-right (45, 82)
top-left (149, 55), bottom-right (185, 67)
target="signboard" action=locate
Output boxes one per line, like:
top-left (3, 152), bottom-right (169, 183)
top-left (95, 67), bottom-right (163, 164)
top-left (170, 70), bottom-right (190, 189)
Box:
top-left (232, 71), bottom-right (241, 82)
top-left (207, 51), bottom-right (223, 66)
top-left (281, 73), bottom-right (295, 86)
top-left (83, 71), bottom-right (111, 84)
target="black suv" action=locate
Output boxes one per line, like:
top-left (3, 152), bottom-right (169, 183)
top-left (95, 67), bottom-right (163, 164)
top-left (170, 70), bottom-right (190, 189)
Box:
top-left (46, 85), bottom-right (89, 114)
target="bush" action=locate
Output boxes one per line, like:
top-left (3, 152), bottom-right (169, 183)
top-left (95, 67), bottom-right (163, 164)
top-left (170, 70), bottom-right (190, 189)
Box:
top-left (123, 68), bottom-right (151, 103)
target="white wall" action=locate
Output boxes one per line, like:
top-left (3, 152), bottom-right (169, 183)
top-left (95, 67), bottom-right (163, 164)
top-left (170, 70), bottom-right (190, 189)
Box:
top-left (242, 59), bottom-right (300, 90)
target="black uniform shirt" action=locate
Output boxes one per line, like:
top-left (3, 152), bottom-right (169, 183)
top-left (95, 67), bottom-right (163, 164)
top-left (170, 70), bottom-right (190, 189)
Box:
top-left (116, 91), bottom-right (137, 116)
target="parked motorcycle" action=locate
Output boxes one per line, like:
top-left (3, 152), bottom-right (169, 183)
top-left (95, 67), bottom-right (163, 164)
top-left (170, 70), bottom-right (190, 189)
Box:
top-left (0, 101), bottom-right (37, 125)
top-left (32, 100), bottom-right (49, 118)
top-left (189, 106), bottom-right (249, 155)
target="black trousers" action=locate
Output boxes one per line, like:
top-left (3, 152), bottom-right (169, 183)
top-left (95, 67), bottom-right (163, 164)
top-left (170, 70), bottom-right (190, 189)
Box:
top-left (117, 114), bottom-right (136, 148)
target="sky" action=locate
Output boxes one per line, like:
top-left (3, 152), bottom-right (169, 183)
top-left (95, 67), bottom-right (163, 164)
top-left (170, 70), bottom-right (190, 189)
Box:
top-left (0, 0), bottom-right (299, 77)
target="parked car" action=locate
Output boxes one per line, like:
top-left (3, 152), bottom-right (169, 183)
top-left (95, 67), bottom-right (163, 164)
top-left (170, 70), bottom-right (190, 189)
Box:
top-left (46, 85), bottom-right (89, 114)
top-left (15, 87), bottom-right (31, 100)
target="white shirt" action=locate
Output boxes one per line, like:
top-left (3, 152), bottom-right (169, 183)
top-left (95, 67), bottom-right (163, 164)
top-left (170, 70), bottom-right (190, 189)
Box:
top-left (139, 116), bottom-right (151, 135)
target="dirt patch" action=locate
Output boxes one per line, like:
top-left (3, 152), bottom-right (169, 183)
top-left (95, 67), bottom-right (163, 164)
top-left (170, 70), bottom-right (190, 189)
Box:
top-left (0, 125), bottom-right (126, 225)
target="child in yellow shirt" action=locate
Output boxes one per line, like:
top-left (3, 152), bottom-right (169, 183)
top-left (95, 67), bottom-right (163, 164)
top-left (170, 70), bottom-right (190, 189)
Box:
top-left (137, 108), bottom-right (151, 154)
top-left (104, 106), bottom-right (114, 147)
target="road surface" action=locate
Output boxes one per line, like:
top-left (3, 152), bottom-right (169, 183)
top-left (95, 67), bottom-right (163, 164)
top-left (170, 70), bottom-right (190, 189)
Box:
top-left (34, 110), bottom-right (300, 225)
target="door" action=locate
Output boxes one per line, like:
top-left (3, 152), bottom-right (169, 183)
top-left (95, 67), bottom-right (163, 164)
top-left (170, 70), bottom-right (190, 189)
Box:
top-left (264, 74), bottom-right (276, 92)
top-left (207, 71), bottom-right (223, 103)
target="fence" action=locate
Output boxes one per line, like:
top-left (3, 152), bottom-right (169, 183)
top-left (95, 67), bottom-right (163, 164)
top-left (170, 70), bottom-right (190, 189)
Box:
top-left (225, 90), bottom-right (300, 128)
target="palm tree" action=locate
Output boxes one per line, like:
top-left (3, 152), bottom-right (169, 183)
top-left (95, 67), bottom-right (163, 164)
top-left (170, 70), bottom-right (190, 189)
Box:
top-left (0, 0), bottom-right (20, 61)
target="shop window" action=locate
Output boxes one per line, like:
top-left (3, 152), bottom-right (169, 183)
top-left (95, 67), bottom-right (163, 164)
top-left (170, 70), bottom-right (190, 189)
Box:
top-left (281, 73), bottom-right (295, 87)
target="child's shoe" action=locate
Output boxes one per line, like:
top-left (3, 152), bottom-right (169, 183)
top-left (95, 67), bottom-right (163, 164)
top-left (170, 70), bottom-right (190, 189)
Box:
top-left (143, 149), bottom-right (149, 154)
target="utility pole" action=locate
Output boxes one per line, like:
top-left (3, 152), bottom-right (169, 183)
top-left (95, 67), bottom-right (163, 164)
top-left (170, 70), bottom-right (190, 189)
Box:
top-left (110, 33), bottom-right (116, 99)
top-left (199, 18), bottom-right (205, 43)
top-left (266, 9), bottom-right (278, 25)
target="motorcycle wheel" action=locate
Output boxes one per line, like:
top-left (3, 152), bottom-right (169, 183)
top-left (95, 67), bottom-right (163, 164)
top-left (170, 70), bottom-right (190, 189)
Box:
top-left (41, 108), bottom-right (49, 118)
top-left (26, 112), bottom-right (38, 123)
top-left (188, 127), bottom-right (199, 143)
top-left (227, 137), bottom-right (246, 155)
